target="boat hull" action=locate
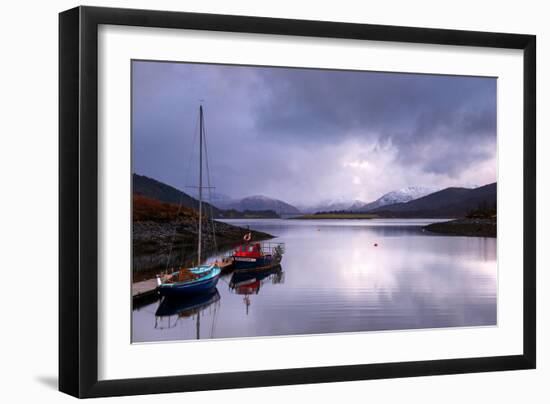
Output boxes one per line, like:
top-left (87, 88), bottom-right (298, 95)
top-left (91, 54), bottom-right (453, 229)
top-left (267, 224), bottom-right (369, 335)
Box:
top-left (233, 256), bottom-right (280, 271)
top-left (158, 276), bottom-right (219, 297)
top-left (158, 266), bottom-right (221, 297)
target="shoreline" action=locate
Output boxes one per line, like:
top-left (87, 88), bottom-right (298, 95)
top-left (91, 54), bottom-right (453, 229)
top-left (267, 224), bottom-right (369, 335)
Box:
top-left (423, 218), bottom-right (496, 238)
top-left (292, 213), bottom-right (378, 220)
top-left (133, 219), bottom-right (273, 282)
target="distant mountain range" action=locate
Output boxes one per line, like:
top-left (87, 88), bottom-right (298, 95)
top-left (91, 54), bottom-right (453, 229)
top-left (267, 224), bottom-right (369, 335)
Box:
top-left (357, 186), bottom-right (437, 212)
top-left (133, 174), bottom-right (280, 219)
top-left (134, 173), bottom-right (495, 220)
top-left (296, 186), bottom-right (436, 213)
top-left (297, 197), bottom-right (366, 214)
top-left (368, 183), bottom-right (496, 218)
top-left (215, 195), bottom-right (301, 215)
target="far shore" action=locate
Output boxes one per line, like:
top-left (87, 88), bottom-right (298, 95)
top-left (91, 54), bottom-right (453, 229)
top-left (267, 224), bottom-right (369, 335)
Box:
top-left (293, 213), bottom-right (378, 220)
top-left (424, 218), bottom-right (496, 238)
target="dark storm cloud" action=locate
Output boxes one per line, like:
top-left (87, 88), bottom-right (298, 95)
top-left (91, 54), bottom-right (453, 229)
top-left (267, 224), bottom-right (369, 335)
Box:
top-left (251, 68), bottom-right (496, 175)
top-left (132, 61), bottom-right (496, 204)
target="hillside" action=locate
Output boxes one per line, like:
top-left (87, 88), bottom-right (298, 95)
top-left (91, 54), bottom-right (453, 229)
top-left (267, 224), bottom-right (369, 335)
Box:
top-left (132, 194), bottom-right (273, 280)
top-left (369, 183), bottom-right (496, 218)
top-left (133, 194), bottom-right (197, 222)
top-left (216, 195), bottom-right (301, 215)
top-left (133, 173), bottom-right (223, 216)
top-left (133, 174), bottom-right (279, 219)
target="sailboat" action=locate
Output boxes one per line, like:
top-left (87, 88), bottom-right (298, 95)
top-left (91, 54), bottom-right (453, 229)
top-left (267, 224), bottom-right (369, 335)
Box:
top-left (156, 105), bottom-right (222, 297)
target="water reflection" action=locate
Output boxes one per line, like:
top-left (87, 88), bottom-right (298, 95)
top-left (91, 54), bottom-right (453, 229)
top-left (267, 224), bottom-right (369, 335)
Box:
top-left (229, 265), bottom-right (285, 315)
top-left (154, 290), bottom-right (221, 339)
top-left (132, 219), bottom-right (497, 342)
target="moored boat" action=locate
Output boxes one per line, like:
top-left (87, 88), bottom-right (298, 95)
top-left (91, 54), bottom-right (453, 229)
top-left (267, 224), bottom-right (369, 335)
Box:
top-left (232, 234), bottom-right (285, 271)
top-left (156, 104), bottom-right (221, 297)
top-left (157, 265), bottom-right (221, 297)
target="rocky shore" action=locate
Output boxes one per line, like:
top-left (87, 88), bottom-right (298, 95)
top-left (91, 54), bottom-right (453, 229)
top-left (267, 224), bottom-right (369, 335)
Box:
top-left (133, 219), bottom-right (272, 281)
top-left (131, 194), bottom-right (274, 280)
top-left (424, 218), bottom-right (496, 238)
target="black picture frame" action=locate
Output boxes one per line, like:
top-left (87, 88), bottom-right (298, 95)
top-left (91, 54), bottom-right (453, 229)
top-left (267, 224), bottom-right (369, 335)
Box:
top-left (59, 5), bottom-right (536, 398)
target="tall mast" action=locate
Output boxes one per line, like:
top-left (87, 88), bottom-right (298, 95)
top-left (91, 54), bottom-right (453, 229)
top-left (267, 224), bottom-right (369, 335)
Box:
top-left (197, 105), bottom-right (203, 265)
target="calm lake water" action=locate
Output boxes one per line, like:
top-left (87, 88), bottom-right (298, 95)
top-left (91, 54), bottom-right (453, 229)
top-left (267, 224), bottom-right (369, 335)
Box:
top-left (132, 218), bottom-right (497, 342)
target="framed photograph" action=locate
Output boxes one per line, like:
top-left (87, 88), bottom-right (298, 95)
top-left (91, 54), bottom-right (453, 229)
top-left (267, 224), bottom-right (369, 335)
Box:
top-left (59, 6), bottom-right (536, 398)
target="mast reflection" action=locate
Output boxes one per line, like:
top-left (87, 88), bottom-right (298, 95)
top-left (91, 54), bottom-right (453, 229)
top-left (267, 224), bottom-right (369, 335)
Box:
top-left (229, 265), bottom-right (285, 314)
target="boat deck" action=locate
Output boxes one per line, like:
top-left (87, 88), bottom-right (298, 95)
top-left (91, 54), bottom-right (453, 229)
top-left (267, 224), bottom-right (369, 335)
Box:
top-left (132, 258), bottom-right (234, 303)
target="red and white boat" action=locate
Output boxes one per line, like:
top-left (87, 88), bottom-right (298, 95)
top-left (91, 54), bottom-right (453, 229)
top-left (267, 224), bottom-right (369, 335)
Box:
top-left (232, 233), bottom-right (285, 271)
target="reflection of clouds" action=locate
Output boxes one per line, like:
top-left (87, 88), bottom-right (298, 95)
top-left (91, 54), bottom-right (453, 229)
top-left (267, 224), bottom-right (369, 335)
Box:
top-left (265, 223), bottom-right (497, 333)
top-left (303, 231), bottom-right (496, 314)
top-left (133, 221), bottom-right (497, 341)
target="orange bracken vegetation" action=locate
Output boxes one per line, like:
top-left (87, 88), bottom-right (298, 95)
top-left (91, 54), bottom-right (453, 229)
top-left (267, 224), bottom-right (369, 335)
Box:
top-left (133, 194), bottom-right (197, 222)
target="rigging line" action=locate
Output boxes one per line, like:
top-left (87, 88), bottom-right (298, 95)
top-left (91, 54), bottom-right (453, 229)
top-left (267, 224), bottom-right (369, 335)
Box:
top-left (202, 109), bottom-right (218, 253)
top-left (186, 113), bottom-right (201, 266)
top-left (184, 113), bottom-right (200, 193)
top-left (164, 113), bottom-right (200, 272)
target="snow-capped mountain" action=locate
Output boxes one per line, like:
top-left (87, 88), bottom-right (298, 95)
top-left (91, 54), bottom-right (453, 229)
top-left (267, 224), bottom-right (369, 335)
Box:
top-left (359, 186), bottom-right (438, 212)
top-left (215, 195), bottom-right (301, 215)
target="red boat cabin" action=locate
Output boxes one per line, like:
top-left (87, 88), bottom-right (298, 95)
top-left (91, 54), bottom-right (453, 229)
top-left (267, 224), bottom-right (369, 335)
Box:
top-left (234, 243), bottom-right (264, 258)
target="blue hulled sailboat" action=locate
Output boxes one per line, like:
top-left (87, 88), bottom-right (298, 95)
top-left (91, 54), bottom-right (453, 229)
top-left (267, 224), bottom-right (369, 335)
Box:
top-left (157, 105), bottom-right (221, 297)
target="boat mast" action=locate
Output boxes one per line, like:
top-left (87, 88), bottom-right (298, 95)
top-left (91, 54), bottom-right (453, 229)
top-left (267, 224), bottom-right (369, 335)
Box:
top-left (197, 105), bottom-right (204, 265)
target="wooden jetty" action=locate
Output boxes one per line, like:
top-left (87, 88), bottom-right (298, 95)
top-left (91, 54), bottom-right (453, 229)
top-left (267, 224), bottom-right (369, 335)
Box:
top-left (132, 278), bottom-right (159, 299)
top-left (132, 258), bottom-right (234, 304)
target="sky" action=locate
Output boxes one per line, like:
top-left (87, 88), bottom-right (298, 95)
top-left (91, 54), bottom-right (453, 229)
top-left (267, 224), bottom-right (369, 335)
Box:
top-left (132, 60), bottom-right (496, 206)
